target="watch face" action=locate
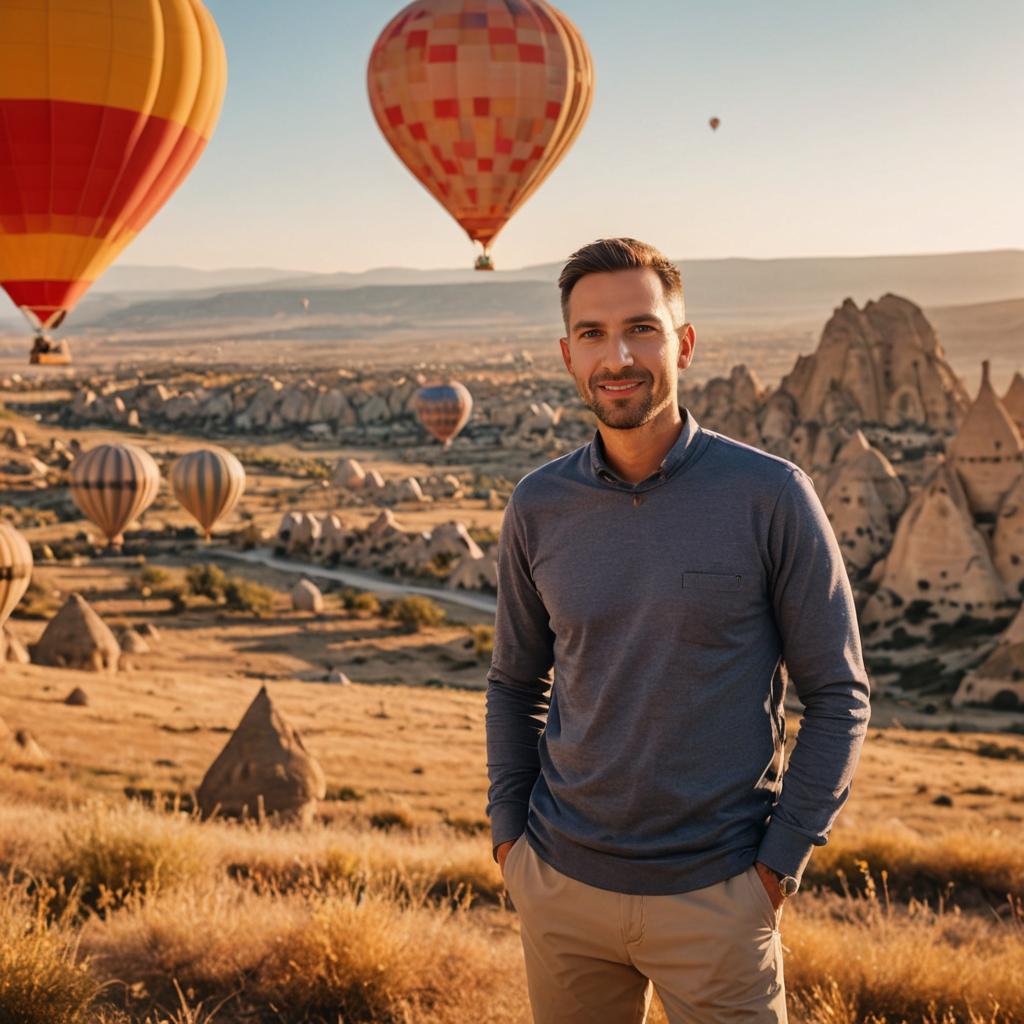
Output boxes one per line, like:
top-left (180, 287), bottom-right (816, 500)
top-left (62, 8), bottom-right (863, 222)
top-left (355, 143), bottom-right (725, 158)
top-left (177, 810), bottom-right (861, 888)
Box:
top-left (780, 876), bottom-right (799, 897)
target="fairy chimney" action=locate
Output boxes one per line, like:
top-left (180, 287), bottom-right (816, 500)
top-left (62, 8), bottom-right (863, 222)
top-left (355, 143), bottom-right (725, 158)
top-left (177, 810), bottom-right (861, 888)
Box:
top-left (993, 472), bottom-right (1024, 598)
top-left (333, 457), bottom-right (366, 490)
top-left (823, 431), bottom-right (907, 520)
top-left (777, 295), bottom-right (968, 431)
top-left (952, 605), bottom-right (1024, 709)
top-left (947, 361), bottom-right (1024, 518)
top-left (196, 686), bottom-right (326, 825)
top-left (862, 459), bottom-right (1008, 634)
top-left (31, 593), bottom-right (121, 672)
top-left (1003, 372), bottom-right (1024, 438)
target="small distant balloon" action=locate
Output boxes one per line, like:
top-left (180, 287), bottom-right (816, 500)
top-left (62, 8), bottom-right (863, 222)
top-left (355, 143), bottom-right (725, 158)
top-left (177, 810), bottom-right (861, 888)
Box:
top-left (171, 447), bottom-right (246, 541)
top-left (0, 522), bottom-right (32, 629)
top-left (301, 297), bottom-right (310, 313)
top-left (709, 117), bottom-right (720, 131)
top-left (414, 381), bottom-right (473, 448)
top-left (69, 444), bottom-right (161, 549)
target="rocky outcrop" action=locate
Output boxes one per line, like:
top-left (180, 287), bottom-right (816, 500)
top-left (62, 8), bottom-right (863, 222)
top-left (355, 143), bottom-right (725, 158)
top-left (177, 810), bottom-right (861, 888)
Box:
top-left (947, 361), bottom-right (1023, 518)
top-left (777, 295), bottom-right (968, 432)
top-left (862, 460), bottom-right (1008, 635)
top-left (952, 606), bottom-right (1024, 709)
top-left (993, 473), bottom-right (1024, 598)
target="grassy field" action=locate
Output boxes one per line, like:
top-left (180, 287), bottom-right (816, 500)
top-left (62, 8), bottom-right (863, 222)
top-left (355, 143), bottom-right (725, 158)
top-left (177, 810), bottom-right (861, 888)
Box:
top-left (1, 658), bottom-right (1023, 1023)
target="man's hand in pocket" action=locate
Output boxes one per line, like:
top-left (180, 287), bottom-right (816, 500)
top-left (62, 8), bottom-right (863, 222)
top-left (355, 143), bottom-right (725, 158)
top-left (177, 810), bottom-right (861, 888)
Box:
top-left (497, 838), bottom-right (518, 878)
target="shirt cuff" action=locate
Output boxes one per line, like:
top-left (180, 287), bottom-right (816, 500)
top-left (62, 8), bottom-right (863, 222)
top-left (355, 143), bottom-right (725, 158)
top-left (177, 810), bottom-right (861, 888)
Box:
top-left (489, 801), bottom-right (529, 863)
top-left (756, 819), bottom-right (819, 883)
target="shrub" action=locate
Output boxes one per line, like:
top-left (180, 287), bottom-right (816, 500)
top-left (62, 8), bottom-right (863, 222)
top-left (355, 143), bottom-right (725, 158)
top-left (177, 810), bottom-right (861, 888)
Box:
top-left (468, 625), bottom-right (494, 661)
top-left (386, 595), bottom-right (445, 633)
top-left (223, 578), bottom-right (274, 615)
top-left (13, 578), bottom-right (61, 619)
top-left (55, 804), bottom-right (207, 913)
top-left (185, 564), bottom-right (226, 602)
top-left (349, 591), bottom-right (381, 618)
top-left (0, 882), bottom-right (101, 1024)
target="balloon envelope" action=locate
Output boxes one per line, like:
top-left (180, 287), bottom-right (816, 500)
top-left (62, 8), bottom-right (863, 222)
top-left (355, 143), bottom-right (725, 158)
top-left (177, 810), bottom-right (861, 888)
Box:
top-left (709, 116), bottom-right (720, 130)
top-left (367, 1), bottom-right (594, 263)
top-left (171, 447), bottom-right (246, 540)
top-left (0, 0), bottom-right (227, 332)
top-left (414, 381), bottom-right (473, 446)
top-left (69, 444), bottom-right (161, 548)
top-left (0, 522), bottom-right (32, 629)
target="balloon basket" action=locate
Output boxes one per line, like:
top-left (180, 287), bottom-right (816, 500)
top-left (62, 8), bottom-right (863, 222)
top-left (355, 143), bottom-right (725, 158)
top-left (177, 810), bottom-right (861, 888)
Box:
top-left (29, 336), bottom-right (71, 365)
top-left (474, 254), bottom-right (495, 272)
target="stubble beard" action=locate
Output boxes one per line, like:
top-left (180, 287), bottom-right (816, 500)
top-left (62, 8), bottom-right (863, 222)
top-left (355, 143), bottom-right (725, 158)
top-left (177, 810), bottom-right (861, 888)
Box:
top-left (577, 372), bottom-right (674, 430)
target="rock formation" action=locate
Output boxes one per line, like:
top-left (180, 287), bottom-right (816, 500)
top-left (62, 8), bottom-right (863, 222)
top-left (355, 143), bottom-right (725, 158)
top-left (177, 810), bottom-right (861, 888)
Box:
top-left (777, 294), bottom-right (968, 431)
top-left (31, 593), bottom-right (121, 672)
top-left (333, 457), bottom-right (366, 490)
top-left (993, 473), bottom-right (1024, 598)
top-left (947, 361), bottom-right (1023, 518)
top-left (1004, 372), bottom-right (1024, 436)
top-left (862, 459), bottom-right (1008, 635)
top-left (196, 686), bottom-right (326, 824)
top-left (291, 579), bottom-right (324, 613)
top-left (952, 606), bottom-right (1024, 709)
top-left (821, 431), bottom-right (907, 576)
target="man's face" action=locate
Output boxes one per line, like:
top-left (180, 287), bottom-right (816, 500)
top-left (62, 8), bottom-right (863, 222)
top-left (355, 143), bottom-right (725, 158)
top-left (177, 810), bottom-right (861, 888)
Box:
top-left (559, 267), bottom-right (696, 431)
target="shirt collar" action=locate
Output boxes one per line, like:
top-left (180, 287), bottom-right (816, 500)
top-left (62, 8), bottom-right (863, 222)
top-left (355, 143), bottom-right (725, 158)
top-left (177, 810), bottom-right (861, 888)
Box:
top-left (588, 407), bottom-right (703, 489)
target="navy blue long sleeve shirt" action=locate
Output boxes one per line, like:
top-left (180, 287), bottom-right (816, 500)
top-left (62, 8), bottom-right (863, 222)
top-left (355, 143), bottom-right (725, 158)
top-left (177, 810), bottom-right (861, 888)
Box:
top-left (485, 410), bottom-right (871, 895)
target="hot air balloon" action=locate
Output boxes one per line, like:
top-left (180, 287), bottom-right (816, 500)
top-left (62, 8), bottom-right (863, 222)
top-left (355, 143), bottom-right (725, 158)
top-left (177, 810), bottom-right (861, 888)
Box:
top-left (171, 447), bottom-right (246, 541)
top-left (301, 297), bottom-right (310, 313)
top-left (709, 116), bottom-right (720, 131)
top-left (414, 381), bottom-right (473, 447)
top-left (0, 0), bottom-right (228, 364)
top-left (69, 444), bottom-right (161, 549)
top-left (0, 522), bottom-right (32, 630)
top-left (367, 1), bottom-right (594, 270)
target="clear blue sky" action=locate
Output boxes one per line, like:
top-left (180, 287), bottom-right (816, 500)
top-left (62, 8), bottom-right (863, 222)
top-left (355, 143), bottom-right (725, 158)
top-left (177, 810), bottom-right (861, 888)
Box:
top-left (124, 0), bottom-right (1023, 272)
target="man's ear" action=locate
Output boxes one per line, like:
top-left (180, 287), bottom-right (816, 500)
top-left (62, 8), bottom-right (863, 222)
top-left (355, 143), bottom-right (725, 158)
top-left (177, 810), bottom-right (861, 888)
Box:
top-left (559, 337), bottom-right (573, 375)
top-left (677, 323), bottom-right (696, 370)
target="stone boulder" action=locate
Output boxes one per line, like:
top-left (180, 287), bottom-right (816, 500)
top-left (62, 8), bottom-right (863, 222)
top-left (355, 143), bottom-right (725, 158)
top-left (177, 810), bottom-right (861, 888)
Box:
top-left (196, 686), bottom-right (326, 824)
top-left (31, 593), bottom-right (121, 672)
top-left (292, 579), bottom-right (324, 613)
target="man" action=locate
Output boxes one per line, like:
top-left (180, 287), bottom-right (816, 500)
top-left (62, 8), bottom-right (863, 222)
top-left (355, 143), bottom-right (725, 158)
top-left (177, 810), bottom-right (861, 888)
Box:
top-left (485, 238), bottom-right (871, 1023)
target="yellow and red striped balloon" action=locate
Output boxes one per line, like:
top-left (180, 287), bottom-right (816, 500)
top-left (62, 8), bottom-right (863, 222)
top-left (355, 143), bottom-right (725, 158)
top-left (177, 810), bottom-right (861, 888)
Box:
top-left (171, 446), bottom-right (245, 540)
top-left (0, 0), bottom-right (227, 333)
top-left (367, 0), bottom-right (593, 267)
top-left (69, 443), bottom-right (161, 548)
top-left (0, 522), bottom-right (32, 629)
top-left (414, 380), bottom-right (473, 446)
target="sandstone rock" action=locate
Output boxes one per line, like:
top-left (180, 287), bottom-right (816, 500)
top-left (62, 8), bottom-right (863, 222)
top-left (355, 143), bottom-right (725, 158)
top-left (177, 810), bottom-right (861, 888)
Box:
top-left (31, 593), bottom-right (121, 672)
top-left (778, 295), bottom-right (968, 431)
top-left (947, 361), bottom-right (1023, 518)
top-left (196, 686), bottom-right (326, 824)
top-left (1003, 372), bottom-right (1024, 437)
top-left (292, 579), bottom-right (324, 613)
top-left (358, 394), bottom-right (391, 425)
top-left (333, 458), bottom-right (366, 490)
top-left (862, 460), bottom-right (1008, 635)
top-left (993, 473), bottom-right (1024, 598)
top-left (448, 550), bottom-right (498, 590)
top-left (64, 686), bottom-right (89, 707)
top-left (823, 431), bottom-right (907, 520)
top-left (952, 605), bottom-right (1024, 709)
top-left (326, 669), bottom-right (352, 685)
top-left (2, 427), bottom-right (27, 449)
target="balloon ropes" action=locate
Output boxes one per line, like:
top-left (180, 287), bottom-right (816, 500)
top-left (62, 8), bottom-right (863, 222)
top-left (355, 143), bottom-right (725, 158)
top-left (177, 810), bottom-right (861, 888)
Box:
top-left (69, 443), bottom-right (161, 550)
top-left (414, 380), bottom-right (473, 447)
top-left (0, 522), bottom-right (32, 630)
top-left (367, 1), bottom-right (594, 270)
top-left (0, 0), bottom-right (227, 364)
top-left (171, 446), bottom-right (246, 541)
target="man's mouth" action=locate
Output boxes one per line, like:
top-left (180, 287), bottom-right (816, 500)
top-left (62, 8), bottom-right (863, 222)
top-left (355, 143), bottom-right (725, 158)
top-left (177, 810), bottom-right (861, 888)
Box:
top-left (596, 380), bottom-right (645, 395)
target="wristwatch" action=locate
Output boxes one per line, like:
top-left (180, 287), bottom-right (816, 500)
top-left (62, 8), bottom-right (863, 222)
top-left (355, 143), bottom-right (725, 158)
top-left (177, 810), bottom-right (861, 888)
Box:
top-left (778, 873), bottom-right (799, 898)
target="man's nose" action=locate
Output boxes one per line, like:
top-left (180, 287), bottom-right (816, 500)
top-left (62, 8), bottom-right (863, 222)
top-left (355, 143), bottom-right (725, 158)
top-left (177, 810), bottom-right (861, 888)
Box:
top-left (601, 336), bottom-right (635, 372)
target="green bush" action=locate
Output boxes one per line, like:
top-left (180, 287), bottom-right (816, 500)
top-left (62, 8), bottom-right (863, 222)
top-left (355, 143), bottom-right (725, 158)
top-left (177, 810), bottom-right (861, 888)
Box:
top-left (349, 592), bottom-right (381, 618)
top-left (185, 564), bottom-right (227, 602)
top-left (223, 578), bottom-right (275, 615)
top-left (385, 595), bottom-right (445, 633)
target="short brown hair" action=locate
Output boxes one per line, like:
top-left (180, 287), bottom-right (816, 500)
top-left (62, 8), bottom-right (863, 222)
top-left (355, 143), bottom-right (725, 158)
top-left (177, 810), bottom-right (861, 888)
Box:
top-left (558, 238), bottom-right (685, 330)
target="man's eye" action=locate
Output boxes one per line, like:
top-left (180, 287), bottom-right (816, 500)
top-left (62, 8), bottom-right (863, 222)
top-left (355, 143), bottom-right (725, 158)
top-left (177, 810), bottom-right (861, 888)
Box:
top-left (632, 325), bottom-right (654, 333)
top-left (581, 330), bottom-right (601, 339)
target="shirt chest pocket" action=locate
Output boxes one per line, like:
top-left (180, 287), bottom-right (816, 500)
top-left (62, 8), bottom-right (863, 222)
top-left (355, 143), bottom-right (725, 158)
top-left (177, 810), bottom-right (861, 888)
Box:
top-left (679, 571), bottom-right (759, 647)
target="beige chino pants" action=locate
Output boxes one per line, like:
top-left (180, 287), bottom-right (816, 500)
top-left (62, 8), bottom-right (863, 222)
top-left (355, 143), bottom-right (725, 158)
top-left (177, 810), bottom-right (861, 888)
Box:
top-left (503, 834), bottom-right (787, 1024)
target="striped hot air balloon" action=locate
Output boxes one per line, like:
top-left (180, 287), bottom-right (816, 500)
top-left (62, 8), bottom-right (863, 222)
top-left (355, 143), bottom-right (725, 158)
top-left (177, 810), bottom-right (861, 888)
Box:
top-left (367, 0), bottom-right (594, 269)
top-left (414, 380), bottom-right (473, 447)
top-left (170, 446), bottom-right (246, 540)
top-left (69, 443), bottom-right (161, 549)
top-left (0, 0), bottom-right (227, 359)
top-left (0, 522), bottom-right (32, 629)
